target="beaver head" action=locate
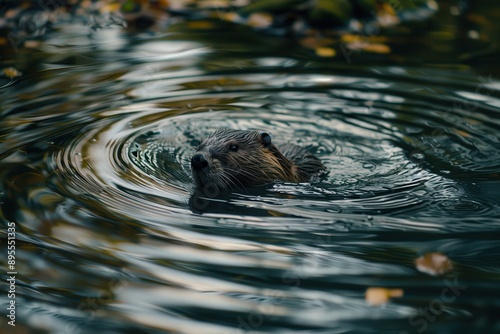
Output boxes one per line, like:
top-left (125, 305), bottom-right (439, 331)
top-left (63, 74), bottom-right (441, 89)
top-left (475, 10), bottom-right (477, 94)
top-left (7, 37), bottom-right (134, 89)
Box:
top-left (191, 129), bottom-right (301, 190)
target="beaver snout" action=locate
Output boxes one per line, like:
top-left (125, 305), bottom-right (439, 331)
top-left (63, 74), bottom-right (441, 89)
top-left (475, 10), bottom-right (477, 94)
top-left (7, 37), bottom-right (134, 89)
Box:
top-left (191, 153), bottom-right (209, 171)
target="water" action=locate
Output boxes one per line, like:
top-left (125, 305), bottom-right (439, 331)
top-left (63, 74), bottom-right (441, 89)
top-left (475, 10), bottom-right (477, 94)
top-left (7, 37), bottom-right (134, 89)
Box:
top-left (1, 3), bottom-right (500, 333)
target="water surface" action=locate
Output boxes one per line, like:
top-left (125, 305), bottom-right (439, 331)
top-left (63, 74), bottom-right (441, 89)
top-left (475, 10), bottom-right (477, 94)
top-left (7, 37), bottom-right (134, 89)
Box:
top-left (1, 3), bottom-right (500, 333)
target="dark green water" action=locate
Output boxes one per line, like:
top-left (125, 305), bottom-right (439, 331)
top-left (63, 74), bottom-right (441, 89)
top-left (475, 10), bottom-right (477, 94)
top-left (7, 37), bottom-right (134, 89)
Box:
top-left (1, 1), bottom-right (500, 333)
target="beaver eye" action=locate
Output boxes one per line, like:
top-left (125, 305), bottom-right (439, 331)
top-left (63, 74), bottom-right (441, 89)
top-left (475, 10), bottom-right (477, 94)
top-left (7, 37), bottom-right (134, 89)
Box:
top-left (229, 144), bottom-right (239, 152)
top-left (260, 132), bottom-right (271, 147)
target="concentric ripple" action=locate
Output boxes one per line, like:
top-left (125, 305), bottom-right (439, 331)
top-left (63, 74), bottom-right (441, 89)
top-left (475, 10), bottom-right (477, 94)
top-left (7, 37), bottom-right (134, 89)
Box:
top-left (45, 67), bottom-right (500, 225)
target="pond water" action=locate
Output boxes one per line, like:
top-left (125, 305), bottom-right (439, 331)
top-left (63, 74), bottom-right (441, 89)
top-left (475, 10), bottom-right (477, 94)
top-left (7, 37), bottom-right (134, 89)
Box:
top-left (1, 2), bottom-right (500, 333)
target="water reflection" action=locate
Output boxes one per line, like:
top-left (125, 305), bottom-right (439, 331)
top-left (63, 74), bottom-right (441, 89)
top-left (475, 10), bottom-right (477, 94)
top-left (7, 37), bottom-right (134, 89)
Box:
top-left (1, 5), bottom-right (500, 334)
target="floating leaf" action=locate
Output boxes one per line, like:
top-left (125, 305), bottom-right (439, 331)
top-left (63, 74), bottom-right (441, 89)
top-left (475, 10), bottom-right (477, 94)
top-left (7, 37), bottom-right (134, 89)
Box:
top-left (24, 40), bottom-right (41, 49)
top-left (158, 0), bottom-right (169, 8)
top-left (415, 252), bottom-right (453, 276)
top-left (248, 13), bottom-right (273, 28)
top-left (341, 34), bottom-right (364, 43)
top-left (2, 67), bottom-right (22, 79)
top-left (315, 47), bottom-right (336, 57)
top-left (366, 287), bottom-right (404, 306)
top-left (361, 43), bottom-right (391, 54)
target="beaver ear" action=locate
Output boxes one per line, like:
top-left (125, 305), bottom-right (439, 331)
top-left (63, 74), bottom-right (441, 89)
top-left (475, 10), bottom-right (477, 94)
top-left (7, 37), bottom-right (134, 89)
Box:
top-left (260, 132), bottom-right (272, 147)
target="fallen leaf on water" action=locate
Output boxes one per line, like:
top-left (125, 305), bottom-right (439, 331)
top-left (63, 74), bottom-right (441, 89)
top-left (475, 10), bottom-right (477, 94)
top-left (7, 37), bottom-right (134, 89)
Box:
top-left (361, 43), bottom-right (391, 54)
top-left (248, 12), bottom-right (273, 28)
top-left (24, 40), bottom-right (41, 49)
top-left (416, 252), bottom-right (453, 276)
top-left (99, 0), bottom-right (124, 14)
top-left (366, 287), bottom-right (404, 306)
top-left (315, 47), bottom-right (336, 57)
top-left (157, 0), bottom-right (169, 8)
top-left (2, 67), bottom-right (22, 79)
top-left (341, 34), bottom-right (364, 43)
top-left (377, 2), bottom-right (396, 16)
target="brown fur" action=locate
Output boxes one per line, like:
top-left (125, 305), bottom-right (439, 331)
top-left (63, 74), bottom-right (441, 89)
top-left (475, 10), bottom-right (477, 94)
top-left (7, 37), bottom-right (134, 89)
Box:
top-left (191, 129), bottom-right (325, 190)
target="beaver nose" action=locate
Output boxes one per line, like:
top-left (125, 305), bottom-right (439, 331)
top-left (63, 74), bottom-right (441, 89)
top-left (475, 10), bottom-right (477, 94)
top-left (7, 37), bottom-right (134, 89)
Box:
top-left (191, 153), bottom-right (209, 171)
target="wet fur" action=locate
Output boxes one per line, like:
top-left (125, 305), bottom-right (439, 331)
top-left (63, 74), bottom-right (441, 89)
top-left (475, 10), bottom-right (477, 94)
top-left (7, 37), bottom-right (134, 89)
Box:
top-left (192, 129), bottom-right (325, 190)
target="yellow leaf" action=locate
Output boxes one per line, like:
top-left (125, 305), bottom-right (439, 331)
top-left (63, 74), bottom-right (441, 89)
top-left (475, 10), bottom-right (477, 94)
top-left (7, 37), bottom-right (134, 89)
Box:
top-left (2, 67), bottom-right (22, 79)
top-left (362, 43), bottom-right (391, 54)
top-left (315, 47), bottom-right (336, 57)
top-left (366, 287), bottom-right (404, 306)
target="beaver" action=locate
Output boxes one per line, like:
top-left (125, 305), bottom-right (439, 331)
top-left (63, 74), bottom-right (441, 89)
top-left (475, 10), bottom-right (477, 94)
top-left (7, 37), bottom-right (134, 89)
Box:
top-left (191, 129), bottom-right (325, 190)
